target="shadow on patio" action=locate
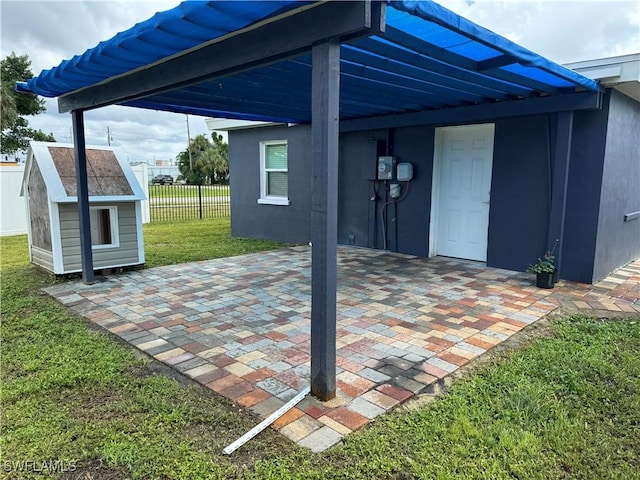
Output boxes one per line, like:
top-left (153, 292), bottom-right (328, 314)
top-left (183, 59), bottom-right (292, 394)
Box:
top-left (45, 246), bottom-right (640, 452)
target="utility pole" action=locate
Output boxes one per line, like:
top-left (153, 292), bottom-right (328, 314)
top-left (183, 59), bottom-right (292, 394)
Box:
top-left (107, 126), bottom-right (113, 146)
top-left (186, 114), bottom-right (193, 171)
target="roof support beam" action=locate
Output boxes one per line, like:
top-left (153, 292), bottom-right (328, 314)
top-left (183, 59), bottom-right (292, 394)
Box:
top-left (71, 110), bottom-right (95, 284)
top-left (477, 54), bottom-right (517, 71)
top-left (342, 45), bottom-right (511, 101)
top-left (58, 1), bottom-right (384, 113)
top-left (340, 90), bottom-right (602, 132)
top-left (382, 26), bottom-right (560, 94)
top-left (352, 37), bottom-right (532, 97)
top-left (310, 40), bottom-right (340, 401)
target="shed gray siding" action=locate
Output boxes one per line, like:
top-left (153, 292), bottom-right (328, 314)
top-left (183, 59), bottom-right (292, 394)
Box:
top-left (31, 245), bottom-right (54, 273)
top-left (593, 89), bottom-right (640, 281)
top-left (27, 160), bottom-right (52, 252)
top-left (59, 202), bottom-right (141, 272)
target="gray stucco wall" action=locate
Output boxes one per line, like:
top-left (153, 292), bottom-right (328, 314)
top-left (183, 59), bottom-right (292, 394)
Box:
top-left (230, 120), bottom-right (558, 270)
top-left (389, 126), bottom-right (435, 257)
top-left (228, 101), bottom-right (629, 284)
top-left (337, 119), bottom-right (561, 269)
top-left (229, 124), bottom-right (312, 243)
top-left (487, 115), bottom-right (552, 273)
top-left (337, 130), bottom-right (379, 249)
top-left (561, 97), bottom-right (609, 283)
top-left (337, 127), bottom-right (433, 256)
top-left (593, 89), bottom-right (640, 281)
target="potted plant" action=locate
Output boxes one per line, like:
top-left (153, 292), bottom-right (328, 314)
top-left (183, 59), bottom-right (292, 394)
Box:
top-left (526, 251), bottom-right (557, 289)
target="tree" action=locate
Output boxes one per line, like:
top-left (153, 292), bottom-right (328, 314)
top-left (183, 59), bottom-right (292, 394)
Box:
top-left (176, 132), bottom-right (229, 185)
top-left (208, 133), bottom-right (229, 184)
top-left (1, 82), bottom-right (17, 131)
top-left (176, 134), bottom-right (211, 185)
top-left (1, 52), bottom-right (55, 155)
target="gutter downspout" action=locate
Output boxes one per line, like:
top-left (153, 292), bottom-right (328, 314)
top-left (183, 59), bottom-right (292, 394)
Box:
top-left (547, 111), bottom-right (574, 278)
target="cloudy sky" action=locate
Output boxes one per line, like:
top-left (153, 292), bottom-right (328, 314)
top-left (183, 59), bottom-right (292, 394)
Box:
top-left (2, 0), bottom-right (639, 163)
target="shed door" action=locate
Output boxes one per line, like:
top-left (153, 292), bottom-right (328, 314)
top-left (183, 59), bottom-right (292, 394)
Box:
top-left (432, 124), bottom-right (494, 262)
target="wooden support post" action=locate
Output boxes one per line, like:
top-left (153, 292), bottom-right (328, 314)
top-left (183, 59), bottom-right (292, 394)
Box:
top-left (310, 40), bottom-right (340, 401)
top-left (547, 111), bottom-right (574, 276)
top-left (72, 110), bottom-right (95, 284)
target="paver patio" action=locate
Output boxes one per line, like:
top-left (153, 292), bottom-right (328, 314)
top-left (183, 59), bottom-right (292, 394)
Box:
top-left (44, 246), bottom-right (640, 452)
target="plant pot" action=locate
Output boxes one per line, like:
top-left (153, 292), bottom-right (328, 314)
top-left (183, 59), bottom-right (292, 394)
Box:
top-left (536, 271), bottom-right (555, 289)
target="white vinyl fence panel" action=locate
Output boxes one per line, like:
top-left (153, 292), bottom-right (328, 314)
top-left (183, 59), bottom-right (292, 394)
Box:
top-left (130, 163), bottom-right (150, 224)
top-left (0, 166), bottom-right (28, 236)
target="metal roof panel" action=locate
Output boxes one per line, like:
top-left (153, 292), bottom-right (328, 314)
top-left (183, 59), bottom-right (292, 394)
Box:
top-left (16, 1), bottom-right (600, 123)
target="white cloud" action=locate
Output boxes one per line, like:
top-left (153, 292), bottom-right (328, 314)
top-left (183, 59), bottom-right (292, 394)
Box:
top-left (435, 0), bottom-right (640, 63)
top-left (1, 1), bottom-right (207, 162)
top-left (2, 1), bottom-right (639, 161)
top-left (26, 100), bottom-right (210, 164)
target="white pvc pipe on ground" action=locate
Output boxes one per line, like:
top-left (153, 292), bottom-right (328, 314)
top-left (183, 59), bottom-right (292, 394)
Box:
top-left (223, 386), bottom-right (311, 455)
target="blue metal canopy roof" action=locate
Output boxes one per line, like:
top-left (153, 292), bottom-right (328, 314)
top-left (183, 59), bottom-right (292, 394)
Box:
top-left (17, 1), bottom-right (600, 123)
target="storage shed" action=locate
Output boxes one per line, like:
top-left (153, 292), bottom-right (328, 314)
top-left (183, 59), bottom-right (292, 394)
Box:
top-left (21, 142), bottom-right (146, 274)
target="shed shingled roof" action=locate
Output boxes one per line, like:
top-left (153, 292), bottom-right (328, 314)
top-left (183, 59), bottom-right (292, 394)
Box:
top-left (22, 142), bottom-right (145, 203)
top-left (48, 146), bottom-right (134, 197)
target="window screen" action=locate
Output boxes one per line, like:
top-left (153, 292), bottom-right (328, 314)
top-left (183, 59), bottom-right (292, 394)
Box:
top-left (264, 143), bottom-right (288, 198)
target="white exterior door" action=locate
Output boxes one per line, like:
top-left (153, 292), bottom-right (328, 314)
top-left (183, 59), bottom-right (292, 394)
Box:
top-left (432, 124), bottom-right (494, 262)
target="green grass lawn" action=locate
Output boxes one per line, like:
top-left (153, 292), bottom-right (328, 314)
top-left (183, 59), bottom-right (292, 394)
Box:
top-left (143, 218), bottom-right (281, 267)
top-left (2, 221), bottom-right (639, 479)
top-left (148, 184), bottom-right (229, 199)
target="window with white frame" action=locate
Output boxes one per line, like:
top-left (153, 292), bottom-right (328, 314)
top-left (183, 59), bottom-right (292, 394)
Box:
top-left (90, 206), bottom-right (119, 248)
top-left (258, 140), bottom-right (289, 205)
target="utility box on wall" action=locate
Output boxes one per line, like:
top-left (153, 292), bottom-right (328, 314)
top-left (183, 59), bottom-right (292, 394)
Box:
top-left (21, 142), bottom-right (147, 274)
top-left (397, 162), bottom-right (414, 181)
top-left (377, 156), bottom-right (395, 180)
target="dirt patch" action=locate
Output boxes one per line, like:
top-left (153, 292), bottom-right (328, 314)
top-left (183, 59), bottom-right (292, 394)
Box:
top-left (58, 458), bottom-right (128, 480)
top-left (560, 308), bottom-right (640, 322)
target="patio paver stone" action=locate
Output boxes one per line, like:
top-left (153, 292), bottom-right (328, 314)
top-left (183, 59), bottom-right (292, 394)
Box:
top-left (44, 246), bottom-right (640, 452)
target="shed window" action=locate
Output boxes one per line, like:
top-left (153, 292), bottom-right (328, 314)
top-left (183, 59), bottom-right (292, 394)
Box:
top-left (90, 206), bottom-right (119, 248)
top-left (258, 141), bottom-right (289, 205)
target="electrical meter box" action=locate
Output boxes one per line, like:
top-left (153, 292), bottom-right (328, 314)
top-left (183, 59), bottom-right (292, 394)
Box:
top-left (377, 156), bottom-right (395, 180)
top-left (397, 162), bottom-right (413, 181)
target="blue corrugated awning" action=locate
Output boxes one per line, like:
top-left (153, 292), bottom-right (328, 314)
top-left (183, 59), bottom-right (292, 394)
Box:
top-left (17, 0), bottom-right (600, 123)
